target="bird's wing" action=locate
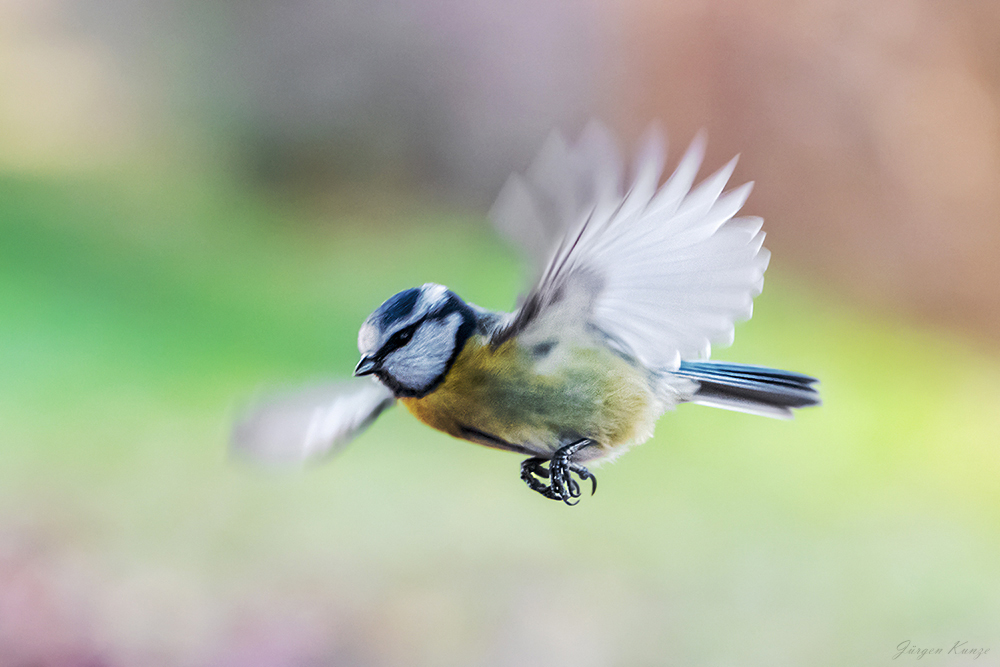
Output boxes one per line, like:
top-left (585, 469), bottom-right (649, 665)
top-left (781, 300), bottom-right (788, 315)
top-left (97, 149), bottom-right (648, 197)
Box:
top-left (490, 124), bottom-right (624, 268)
top-left (489, 122), bottom-right (768, 370)
top-left (230, 378), bottom-right (394, 465)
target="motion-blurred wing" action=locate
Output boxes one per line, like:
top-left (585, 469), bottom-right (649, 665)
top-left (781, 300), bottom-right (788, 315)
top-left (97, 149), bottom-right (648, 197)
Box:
top-left (231, 379), bottom-right (394, 465)
top-left (490, 122), bottom-right (768, 371)
top-left (491, 123), bottom-right (623, 270)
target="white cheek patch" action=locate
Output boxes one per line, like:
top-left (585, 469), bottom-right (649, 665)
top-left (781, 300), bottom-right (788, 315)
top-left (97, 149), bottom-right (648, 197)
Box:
top-left (358, 321), bottom-right (378, 356)
top-left (382, 312), bottom-right (462, 391)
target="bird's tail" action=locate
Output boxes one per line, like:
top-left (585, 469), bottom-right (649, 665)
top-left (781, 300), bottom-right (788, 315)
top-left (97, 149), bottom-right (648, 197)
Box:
top-left (674, 360), bottom-right (820, 420)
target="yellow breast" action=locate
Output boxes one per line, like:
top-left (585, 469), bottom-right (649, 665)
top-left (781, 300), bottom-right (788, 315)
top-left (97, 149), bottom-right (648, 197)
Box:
top-left (400, 335), bottom-right (659, 458)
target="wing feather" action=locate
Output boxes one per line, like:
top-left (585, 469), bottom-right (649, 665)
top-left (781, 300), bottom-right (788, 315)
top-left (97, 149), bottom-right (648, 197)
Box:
top-left (231, 379), bottom-right (394, 465)
top-left (490, 123), bottom-right (769, 370)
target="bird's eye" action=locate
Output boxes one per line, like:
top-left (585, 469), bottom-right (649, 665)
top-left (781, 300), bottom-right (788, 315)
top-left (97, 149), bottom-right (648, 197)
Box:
top-left (390, 326), bottom-right (415, 347)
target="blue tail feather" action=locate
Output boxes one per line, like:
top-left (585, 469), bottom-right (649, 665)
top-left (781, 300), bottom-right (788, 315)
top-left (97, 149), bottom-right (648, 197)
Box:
top-left (675, 360), bottom-right (820, 419)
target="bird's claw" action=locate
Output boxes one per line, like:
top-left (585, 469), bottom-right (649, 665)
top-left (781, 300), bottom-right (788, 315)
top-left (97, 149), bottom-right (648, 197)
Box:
top-left (520, 440), bottom-right (598, 505)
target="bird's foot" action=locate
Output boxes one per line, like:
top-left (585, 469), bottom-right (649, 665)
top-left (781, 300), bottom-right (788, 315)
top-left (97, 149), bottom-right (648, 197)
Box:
top-left (520, 440), bottom-right (598, 505)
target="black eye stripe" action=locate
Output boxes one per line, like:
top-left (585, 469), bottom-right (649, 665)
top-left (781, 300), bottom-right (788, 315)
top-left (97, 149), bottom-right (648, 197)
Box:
top-left (377, 308), bottom-right (454, 359)
top-left (382, 322), bottom-right (420, 354)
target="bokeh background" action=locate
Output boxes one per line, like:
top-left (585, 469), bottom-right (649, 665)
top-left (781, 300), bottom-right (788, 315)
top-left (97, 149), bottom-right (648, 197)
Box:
top-left (2, 0), bottom-right (1000, 665)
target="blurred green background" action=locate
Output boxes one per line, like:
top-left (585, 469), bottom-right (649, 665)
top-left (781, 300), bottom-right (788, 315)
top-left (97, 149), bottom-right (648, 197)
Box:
top-left (2, 1), bottom-right (1000, 665)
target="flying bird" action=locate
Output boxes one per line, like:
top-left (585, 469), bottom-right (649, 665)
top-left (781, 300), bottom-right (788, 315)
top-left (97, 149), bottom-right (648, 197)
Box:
top-left (232, 123), bottom-right (820, 504)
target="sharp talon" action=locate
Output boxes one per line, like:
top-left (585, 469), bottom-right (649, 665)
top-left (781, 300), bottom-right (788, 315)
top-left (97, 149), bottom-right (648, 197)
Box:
top-left (577, 469), bottom-right (597, 496)
top-left (520, 457), bottom-right (553, 496)
top-left (519, 439), bottom-right (601, 504)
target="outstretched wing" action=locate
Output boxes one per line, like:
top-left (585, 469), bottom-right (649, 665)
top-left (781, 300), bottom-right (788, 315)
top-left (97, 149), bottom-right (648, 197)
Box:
top-left (489, 122), bottom-right (768, 371)
top-left (231, 379), bottom-right (394, 465)
top-left (491, 124), bottom-right (623, 269)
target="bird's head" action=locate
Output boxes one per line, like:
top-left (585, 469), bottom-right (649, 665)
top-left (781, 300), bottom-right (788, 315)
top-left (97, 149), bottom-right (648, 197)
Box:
top-left (355, 283), bottom-right (476, 398)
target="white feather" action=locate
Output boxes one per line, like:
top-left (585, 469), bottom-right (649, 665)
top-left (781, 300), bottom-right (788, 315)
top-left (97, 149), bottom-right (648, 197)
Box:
top-left (382, 312), bottom-right (463, 391)
top-left (491, 123), bottom-right (769, 372)
top-left (231, 379), bottom-right (394, 464)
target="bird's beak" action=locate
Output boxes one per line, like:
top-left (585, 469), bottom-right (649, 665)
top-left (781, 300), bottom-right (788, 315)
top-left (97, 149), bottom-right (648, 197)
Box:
top-left (354, 356), bottom-right (378, 377)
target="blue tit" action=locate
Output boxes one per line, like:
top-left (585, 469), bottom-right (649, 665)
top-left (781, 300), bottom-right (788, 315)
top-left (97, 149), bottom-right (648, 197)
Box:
top-left (232, 122), bottom-right (820, 504)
